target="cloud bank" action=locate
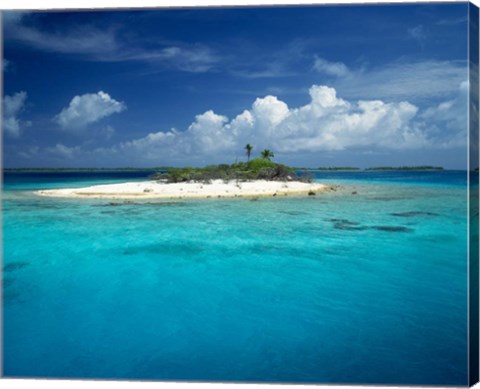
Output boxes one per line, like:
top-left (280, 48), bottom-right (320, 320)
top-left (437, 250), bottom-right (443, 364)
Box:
top-left (13, 84), bottom-right (467, 167)
top-left (90, 84), bottom-right (464, 166)
top-left (54, 91), bottom-right (126, 130)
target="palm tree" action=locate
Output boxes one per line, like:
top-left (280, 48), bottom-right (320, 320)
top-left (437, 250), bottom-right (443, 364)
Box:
top-left (260, 149), bottom-right (274, 160)
top-left (245, 144), bottom-right (253, 162)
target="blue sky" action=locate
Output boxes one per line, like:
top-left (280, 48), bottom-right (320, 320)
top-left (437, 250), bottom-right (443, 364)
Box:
top-left (2, 3), bottom-right (472, 168)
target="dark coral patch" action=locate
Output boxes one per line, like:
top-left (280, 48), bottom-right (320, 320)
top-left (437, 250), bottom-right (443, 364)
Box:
top-left (3, 262), bottom-right (29, 272)
top-left (123, 242), bottom-right (206, 256)
top-left (281, 210), bottom-right (308, 216)
top-left (326, 218), bottom-right (413, 233)
top-left (3, 290), bottom-right (22, 302)
top-left (370, 196), bottom-right (410, 201)
top-left (371, 226), bottom-right (413, 232)
top-left (390, 211), bottom-right (438, 217)
top-left (325, 218), bottom-right (361, 225)
top-left (334, 223), bottom-right (368, 231)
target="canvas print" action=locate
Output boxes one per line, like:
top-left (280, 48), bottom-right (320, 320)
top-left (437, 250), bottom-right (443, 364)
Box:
top-left (1, 2), bottom-right (479, 386)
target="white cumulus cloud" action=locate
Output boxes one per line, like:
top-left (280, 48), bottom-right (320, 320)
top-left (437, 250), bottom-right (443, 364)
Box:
top-left (54, 91), bottom-right (126, 130)
top-left (3, 91), bottom-right (30, 137)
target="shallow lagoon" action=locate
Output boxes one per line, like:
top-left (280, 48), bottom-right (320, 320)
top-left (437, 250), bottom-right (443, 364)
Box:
top-left (2, 170), bottom-right (469, 385)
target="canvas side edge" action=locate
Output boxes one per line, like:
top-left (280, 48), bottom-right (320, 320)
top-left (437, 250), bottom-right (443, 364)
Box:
top-left (469, 2), bottom-right (480, 387)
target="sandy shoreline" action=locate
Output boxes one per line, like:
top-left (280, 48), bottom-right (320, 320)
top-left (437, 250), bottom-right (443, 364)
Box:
top-left (35, 180), bottom-right (330, 200)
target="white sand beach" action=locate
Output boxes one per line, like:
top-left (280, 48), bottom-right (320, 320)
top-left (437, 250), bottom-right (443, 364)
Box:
top-left (35, 180), bottom-right (329, 200)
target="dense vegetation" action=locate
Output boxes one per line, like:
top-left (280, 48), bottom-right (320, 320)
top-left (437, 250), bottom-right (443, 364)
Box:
top-left (150, 158), bottom-right (302, 183)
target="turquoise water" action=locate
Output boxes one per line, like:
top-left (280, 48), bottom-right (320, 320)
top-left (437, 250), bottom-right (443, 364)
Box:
top-left (2, 171), bottom-right (470, 385)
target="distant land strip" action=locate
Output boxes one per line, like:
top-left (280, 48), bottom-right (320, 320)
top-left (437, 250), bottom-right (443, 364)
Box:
top-left (293, 166), bottom-right (443, 171)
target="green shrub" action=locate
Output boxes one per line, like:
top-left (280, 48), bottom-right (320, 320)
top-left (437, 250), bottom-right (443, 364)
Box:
top-left (246, 158), bottom-right (276, 171)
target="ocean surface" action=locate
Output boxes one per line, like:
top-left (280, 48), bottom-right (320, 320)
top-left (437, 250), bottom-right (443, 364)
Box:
top-left (1, 170), bottom-right (472, 385)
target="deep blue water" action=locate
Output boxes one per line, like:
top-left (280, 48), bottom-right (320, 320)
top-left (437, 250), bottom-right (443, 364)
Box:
top-left (2, 170), bottom-right (471, 385)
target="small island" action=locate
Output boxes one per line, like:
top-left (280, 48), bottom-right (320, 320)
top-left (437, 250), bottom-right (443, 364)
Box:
top-left (36, 148), bottom-right (329, 200)
top-left (30, 147), bottom-right (447, 200)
